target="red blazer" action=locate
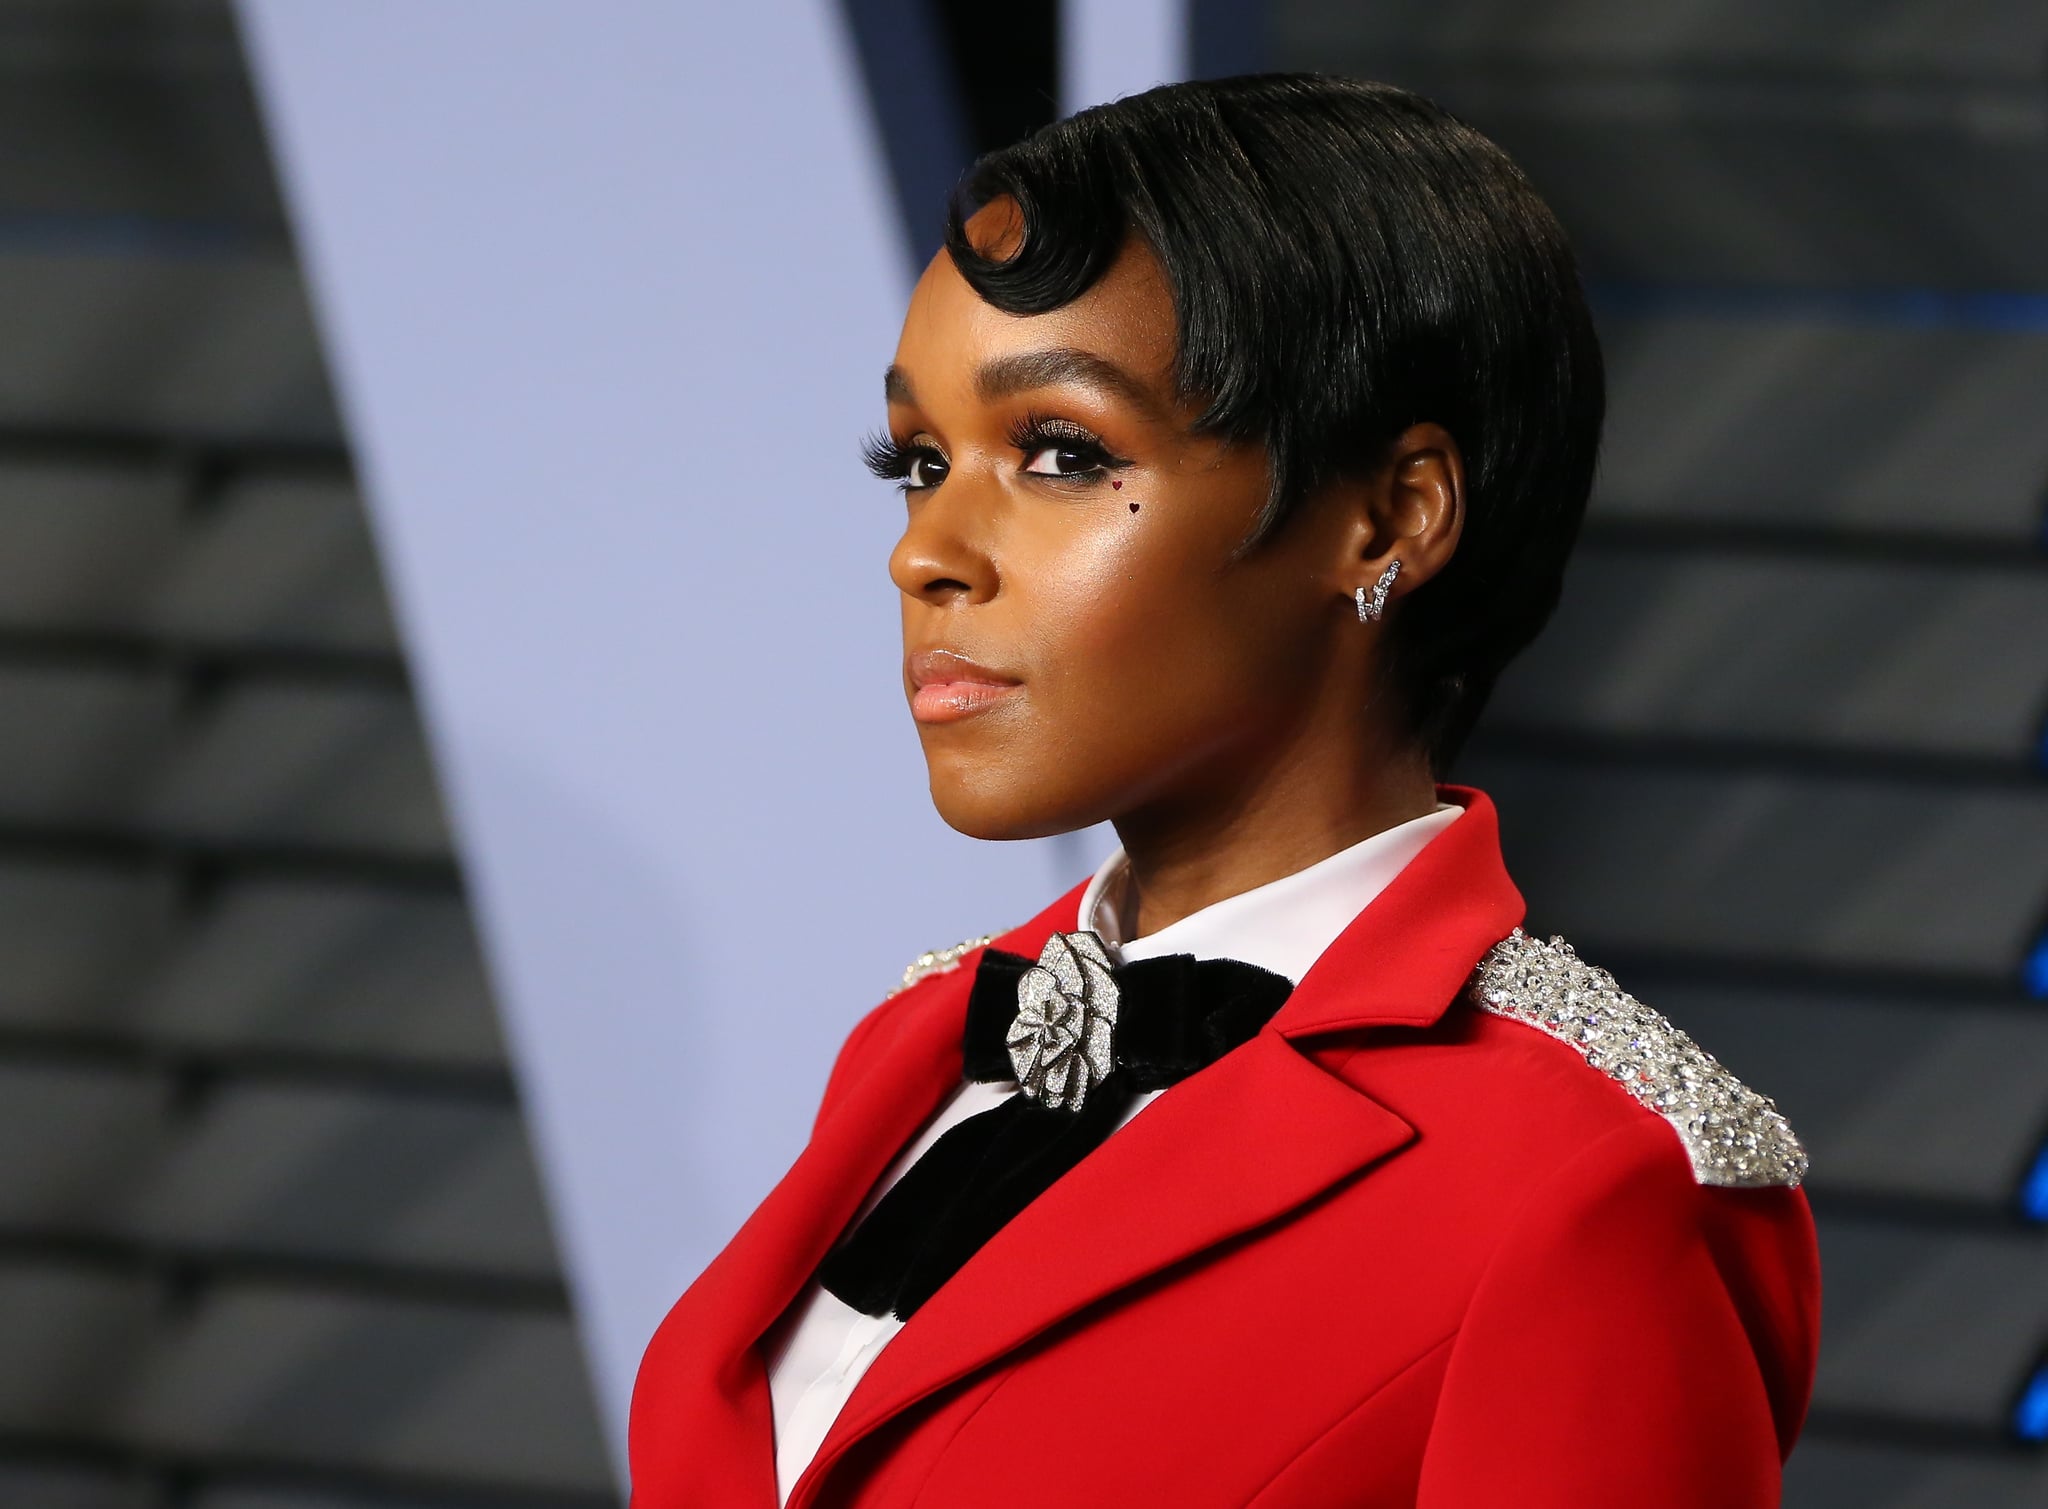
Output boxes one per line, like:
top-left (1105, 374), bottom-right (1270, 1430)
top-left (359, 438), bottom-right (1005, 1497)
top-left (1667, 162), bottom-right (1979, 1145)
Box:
top-left (629, 787), bottom-right (1821, 1508)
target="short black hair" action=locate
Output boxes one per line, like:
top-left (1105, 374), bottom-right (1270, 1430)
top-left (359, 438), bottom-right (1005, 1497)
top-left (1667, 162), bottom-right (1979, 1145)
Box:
top-left (942, 73), bottom-right (1604, 774)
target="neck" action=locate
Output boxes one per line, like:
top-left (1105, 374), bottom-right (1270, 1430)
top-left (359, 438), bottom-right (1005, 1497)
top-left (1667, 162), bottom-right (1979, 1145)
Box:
top-left (1109, 741), bottom-right (1440, 942)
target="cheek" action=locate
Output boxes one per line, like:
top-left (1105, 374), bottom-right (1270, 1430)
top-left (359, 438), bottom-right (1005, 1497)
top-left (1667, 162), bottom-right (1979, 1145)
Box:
top-left (1019, 519), bottom-right (1174, 664)
top-left (1015, 516), bottom-right (1276, 739)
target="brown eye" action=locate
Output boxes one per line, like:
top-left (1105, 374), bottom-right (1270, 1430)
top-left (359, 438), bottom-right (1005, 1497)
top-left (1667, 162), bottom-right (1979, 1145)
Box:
top-left (1008, 413), bottom-right (1123, 483)
top-left (1020, 444), bottom-right (1105, 479)
top-left (906, 450), bottom-right (950, 489)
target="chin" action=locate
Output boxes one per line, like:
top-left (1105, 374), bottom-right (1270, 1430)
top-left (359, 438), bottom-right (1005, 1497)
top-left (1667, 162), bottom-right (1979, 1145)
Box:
top-left (924, 763), bottom-right (1103, 844)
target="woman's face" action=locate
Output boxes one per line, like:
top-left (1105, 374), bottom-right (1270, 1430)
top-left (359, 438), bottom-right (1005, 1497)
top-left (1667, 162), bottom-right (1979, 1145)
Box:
top-left (882, 202), bottom-right (1387, 843)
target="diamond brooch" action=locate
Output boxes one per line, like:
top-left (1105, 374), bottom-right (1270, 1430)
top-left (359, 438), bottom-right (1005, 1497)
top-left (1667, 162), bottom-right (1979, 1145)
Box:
top-left (1009, 930), bottom-right (1120, 1112)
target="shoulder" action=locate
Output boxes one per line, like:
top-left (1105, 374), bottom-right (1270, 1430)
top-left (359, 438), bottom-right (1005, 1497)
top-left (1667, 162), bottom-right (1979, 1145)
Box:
top-left (1462, 927), bottom-right (1808, 1190)
top-left (1451, 994), bottom-right (1823, 1448)
top-left (1447, 939), bottom-right (1820, 1421)
top-left (1427, 1086), bottom-right (1822, 1475)
top-left (851, 928), bottom-right (1002, 1075)
top-left (811, 930), bottom-right (1000, 1130)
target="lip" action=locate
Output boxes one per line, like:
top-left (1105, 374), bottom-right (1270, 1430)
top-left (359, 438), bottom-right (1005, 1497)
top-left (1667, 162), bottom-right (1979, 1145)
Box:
top-left (905, 647), bottom-right (1023, 724)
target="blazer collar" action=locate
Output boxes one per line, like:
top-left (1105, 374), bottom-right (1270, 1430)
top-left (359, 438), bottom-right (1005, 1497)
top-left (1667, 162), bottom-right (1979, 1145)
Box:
top-left (991, 784), bottom-right (1522, 1037)
top-left (1073, 801), bottom-right (1462, 984)
top-left (1271, 784), bottom-right (1526, 1037)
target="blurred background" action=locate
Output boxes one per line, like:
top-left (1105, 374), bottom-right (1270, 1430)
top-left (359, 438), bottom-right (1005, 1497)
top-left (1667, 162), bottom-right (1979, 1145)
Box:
top-left (0, 1), bottom-right (2043, 1506)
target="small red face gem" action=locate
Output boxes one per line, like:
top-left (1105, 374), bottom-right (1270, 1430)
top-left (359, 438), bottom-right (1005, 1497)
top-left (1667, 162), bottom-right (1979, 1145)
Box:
top-left (1111, 479), bottom-right (1121, 489)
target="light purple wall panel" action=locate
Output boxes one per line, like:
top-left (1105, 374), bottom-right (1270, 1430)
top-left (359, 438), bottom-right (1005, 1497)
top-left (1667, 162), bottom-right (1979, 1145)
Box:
top-left (1062, 0), bottom-right (1186, 112)
top-left (237, 1), bottom-right (1095, 1462)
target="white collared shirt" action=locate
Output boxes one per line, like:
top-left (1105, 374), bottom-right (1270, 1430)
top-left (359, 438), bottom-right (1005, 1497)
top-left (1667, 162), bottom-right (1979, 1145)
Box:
top-left (761, 802), bottom-right (1463, 1504)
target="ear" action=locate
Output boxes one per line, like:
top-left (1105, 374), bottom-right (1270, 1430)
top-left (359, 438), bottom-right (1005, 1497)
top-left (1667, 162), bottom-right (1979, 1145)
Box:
top-left (1338, 422), bottom-right (1465, 609)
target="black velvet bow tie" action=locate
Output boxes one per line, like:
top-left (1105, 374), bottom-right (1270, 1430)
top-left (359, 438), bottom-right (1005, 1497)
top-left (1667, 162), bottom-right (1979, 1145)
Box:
top-left (817, 932), bottom-right (1293, 1321)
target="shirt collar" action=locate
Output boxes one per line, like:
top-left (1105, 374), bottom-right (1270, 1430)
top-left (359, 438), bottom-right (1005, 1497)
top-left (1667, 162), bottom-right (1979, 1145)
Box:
top-left (1073, 802), bottom-right (1463, 985)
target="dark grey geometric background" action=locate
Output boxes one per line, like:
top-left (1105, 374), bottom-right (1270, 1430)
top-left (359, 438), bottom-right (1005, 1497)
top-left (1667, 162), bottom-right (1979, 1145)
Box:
top-left (0, 1), bottom-right (610, 1505)
top-left (2, 1), bottom-right (2043, 1506)
top-left (1273, 2), bottom-right (2048, 1503)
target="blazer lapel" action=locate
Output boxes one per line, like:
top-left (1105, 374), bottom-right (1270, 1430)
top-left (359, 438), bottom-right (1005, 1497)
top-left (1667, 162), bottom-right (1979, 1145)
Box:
top-left (788, 1029), bottom-right (1416, 1508)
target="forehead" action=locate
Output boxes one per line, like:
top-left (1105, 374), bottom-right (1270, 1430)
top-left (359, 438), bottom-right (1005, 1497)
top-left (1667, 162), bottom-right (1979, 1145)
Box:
top-left (892, 230), bottom-right (1180, 394)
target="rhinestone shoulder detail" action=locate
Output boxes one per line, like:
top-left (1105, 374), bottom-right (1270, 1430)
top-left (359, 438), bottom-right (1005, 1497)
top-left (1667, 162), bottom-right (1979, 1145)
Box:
top-left (891, 933), bottom-right (997, 997)
top-left (1468, 928), bottom-right (1808, 1189)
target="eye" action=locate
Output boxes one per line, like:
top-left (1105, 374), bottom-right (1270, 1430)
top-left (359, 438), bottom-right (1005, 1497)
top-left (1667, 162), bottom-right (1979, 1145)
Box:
top-left (1007, 413), bottom-right (1128, 484)
top-left (906, 449), bottom-right (949, 489)
top-left (1021, 443), bottom-right (1105, 479)
top-left (862, 429), bottom-right (949, 492)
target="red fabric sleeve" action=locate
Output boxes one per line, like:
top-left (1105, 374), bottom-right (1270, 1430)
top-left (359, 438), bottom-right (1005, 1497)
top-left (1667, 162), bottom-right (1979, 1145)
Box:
top-left (1416, 1116), bottom-right (1821, 1508)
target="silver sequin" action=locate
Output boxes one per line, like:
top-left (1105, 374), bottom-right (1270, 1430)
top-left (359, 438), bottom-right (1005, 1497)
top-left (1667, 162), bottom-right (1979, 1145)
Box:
top-left (1468, 928), bottom-right (1808, 1189)
top-left (893, 933), bottom-right (996, 996)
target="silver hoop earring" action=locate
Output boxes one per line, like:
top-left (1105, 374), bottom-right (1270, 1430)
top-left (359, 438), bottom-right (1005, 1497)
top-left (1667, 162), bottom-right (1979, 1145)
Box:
top-left (1355, 559), bottom-right (1402, 623)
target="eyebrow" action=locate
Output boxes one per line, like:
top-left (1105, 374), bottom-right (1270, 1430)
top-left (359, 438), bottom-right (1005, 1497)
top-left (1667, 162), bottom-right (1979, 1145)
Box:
top-left (884, 347), bottom-right (1168, 421)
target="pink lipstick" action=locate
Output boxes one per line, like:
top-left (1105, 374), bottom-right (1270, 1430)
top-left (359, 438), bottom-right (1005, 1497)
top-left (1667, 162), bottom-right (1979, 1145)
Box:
top-left (905, 648), bottom-right (1023, 724)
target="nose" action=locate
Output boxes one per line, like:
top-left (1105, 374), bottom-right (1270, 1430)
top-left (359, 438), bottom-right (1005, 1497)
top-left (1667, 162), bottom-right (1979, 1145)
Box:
top-left (887, 482), bottom-right (997, 607)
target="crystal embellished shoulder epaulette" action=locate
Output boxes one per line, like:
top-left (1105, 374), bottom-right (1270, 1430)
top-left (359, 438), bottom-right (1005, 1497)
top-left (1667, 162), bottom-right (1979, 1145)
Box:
top-left (892, 933), bottom-right (997, 997)
top-left (1468, 928), bottom-right (1808, 1189)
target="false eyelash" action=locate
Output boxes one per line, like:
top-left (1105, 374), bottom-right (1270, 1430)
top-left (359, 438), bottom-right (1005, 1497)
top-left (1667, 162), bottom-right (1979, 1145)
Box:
top-left (862, 429), bottom-right (947, 488)
top-left (861, 429), bottom-right (914, 481)
top-left (1003, 411), bottom-right (1128, 473)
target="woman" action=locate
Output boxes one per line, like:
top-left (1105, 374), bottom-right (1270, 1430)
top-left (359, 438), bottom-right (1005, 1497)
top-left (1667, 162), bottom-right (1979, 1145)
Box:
top-left (629, 74), bottom-right (1819, 1508)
